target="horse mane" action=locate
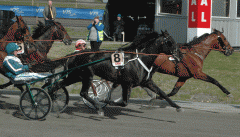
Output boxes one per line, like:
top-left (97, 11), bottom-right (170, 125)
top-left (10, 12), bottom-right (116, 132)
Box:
top-left (181, 33), bottom-right (210, 48)
top-left (121, 31), bottom-right (160, 51)
top-left (32, 21), bottom-right (56, 39)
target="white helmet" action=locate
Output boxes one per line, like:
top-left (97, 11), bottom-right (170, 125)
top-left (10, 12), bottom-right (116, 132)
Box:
top-left (75, 39), bottom-right (86, 47)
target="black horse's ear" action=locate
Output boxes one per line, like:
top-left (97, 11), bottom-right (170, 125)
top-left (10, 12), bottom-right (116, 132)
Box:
top-left (161, 30), bottom-right (164, 34)
top-left (165, 30), bottom-right (169, 34)
top-left (16, 15), bottom-right (19, 22)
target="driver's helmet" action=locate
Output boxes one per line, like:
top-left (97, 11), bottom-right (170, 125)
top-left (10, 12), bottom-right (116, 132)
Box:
top-left (75, 39), bottom-right (86, 48)
top-left (5, 43), bottom-right (20, 54)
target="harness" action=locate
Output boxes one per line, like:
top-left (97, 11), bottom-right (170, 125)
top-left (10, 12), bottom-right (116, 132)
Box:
top-left (193, 35), bottom-right (227, 61)
top-left (194, 53), bottom-right (204, 60)
top-left (112, 49), bottom-right (153, 80)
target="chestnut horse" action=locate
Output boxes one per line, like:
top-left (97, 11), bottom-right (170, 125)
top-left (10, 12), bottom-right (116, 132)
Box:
top-left (0, 15), bottom-right (35, 51)
top-left (0, 16), bottom-right (36, 89)
top-left (153, 29), bottom-right (234, 99)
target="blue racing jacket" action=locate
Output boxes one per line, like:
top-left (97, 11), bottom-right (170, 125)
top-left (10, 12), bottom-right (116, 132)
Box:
top-left (3, 54), bottom-right (29, 79)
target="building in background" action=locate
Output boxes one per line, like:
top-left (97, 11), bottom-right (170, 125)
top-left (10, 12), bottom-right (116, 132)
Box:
top-left (104, 0), bottom-right (240, 48)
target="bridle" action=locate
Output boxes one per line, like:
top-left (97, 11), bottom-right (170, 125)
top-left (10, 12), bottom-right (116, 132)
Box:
top-left (216, 35), bottom-right (232, 55)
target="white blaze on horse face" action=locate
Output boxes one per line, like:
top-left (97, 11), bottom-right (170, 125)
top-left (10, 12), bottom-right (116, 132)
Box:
top-left (191, 0), bottom-right (197, 5)
top-left (200, 0), bottom-right (208, 6)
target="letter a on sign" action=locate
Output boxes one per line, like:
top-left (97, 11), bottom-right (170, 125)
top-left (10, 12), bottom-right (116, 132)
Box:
top-left (191, 0), bottom-right (197, 5)
top-left (201, 0), bottom-right (208, 6)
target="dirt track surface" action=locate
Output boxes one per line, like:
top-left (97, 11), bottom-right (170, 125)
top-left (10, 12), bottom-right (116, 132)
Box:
top-left (1, 94), bottom-right (240, 137)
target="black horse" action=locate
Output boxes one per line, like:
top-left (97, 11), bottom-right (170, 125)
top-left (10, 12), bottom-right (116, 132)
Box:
top-left (53, 31), bottom-right (182, 115)
top-left (21, 21), bottom-right (72, 65)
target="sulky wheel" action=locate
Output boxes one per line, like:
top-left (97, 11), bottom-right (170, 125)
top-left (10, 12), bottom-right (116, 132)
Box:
top-left (83, 80), bottom-right (111, 109)
top-left (49, 86), bottom-right (69, 113)
top-left (19, 88), bottom-right (52, 120)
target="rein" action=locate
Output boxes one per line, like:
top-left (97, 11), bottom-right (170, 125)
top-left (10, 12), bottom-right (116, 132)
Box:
top-left (180, 35), bottom-right (227, 52)
top-left (29, 57), bottom-right (111, 88)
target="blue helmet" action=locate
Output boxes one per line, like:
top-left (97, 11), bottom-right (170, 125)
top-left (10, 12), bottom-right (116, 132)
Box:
top-left (117, 14), bottom-right (121, 17)
top-left (5, 43), bottom-right (20, 54)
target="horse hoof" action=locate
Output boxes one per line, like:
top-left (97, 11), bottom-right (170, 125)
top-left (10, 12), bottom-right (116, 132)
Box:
top-left (227, 94), bottom-right (234, 98)
top-left (176, 108), bottom-right (184, 112)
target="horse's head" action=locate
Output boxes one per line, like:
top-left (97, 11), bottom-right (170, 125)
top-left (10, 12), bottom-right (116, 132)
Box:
top-left (52, 22), bottom-right (72, 45)
top-left (142, 30), bottom-right (176, 55)
top-left (16, 15), bottom-right (36, 52)
top-left (161, 30), bottom-right (176, 47)
top-left (213, 29), bottom-right (234, 56)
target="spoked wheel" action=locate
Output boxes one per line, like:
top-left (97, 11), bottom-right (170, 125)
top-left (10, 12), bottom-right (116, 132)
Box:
top-left (83, 80), bottom-right (111, 109)
top-left (19, 88), bottom-right (52, 120)
top-left (49, 87), bottom-right (69, 113)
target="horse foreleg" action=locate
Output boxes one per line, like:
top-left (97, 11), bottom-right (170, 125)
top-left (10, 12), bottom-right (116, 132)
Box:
top-left (107, 84), bottom-right (131, 107)
top-left (167, 77), bottom-right (189, 97)
top-left (193, 72), bottom-right (232, 97)
top-left (144, 80), bottom-right (182, 111)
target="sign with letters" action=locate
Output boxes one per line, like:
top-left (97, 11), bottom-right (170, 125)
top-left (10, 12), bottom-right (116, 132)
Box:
top-left (0, 5), bottom-right (104, 20)
top-left (188, 0), bottom-right (211, 28)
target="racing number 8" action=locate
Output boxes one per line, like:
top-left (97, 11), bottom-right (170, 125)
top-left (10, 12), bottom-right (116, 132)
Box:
top-left (114, 53), bottom-right (120, 62)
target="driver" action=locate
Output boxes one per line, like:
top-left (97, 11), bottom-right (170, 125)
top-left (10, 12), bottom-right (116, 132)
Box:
top-left (3, 43), bottom-right (49, 82)
top-left (75, 39), bottom-right (86, 52)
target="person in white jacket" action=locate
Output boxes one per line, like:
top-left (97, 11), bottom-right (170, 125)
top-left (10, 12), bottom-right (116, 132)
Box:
top-left (3, 43), bottom-right (49, 82)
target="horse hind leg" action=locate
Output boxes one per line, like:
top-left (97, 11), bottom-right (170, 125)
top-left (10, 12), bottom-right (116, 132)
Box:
top-left (80, 78), bottom-right (105, 116)
top-left (167, 77), bottom-right (189, 97)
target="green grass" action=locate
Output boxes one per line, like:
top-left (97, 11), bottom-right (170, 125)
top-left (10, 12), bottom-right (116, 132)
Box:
top-left (46, 43), bottom-right (240, 104)
top-left (65, 27), bottom-right (89, 38)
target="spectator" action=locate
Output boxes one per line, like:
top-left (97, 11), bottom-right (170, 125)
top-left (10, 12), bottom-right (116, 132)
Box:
top-left (75, 39), bottom-right (86, 52)
top-left (87, 16), bottom-right (104, 51)
top-left (113, 14), bottom-right (124, 41)
top-left (43, 0), bottom-right (56, 26)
